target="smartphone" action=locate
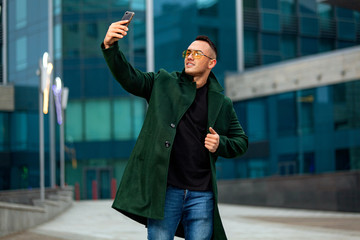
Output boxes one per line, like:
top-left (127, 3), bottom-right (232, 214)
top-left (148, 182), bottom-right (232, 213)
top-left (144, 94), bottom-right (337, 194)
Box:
top-left (121, 11), bottom-right (135, 27)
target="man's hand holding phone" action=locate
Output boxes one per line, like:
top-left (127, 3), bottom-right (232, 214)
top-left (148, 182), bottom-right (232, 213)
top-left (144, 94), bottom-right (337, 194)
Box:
top-left (103, 11), bottom-right (134, 49)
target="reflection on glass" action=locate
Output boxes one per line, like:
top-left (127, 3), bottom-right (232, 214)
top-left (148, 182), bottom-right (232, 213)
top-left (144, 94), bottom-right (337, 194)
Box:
top-left (247, 99), bottom-right (267, 141)
top-left (277, 92), bottom-right (296, 136)
top-left (114, 98), bottom-right (132, 140)
top-left (280, 0), bottom-right (295, 15)
top-left (298, 0), bottom-right (317, 15)
top-left (85, 100), bottom-right (111, 141)
top-left (66, 101), bottom-right (83, 142)
top-left (333, 81), bottom-right (360, 130)
top-left (197, 0), bottom-right (218, 16)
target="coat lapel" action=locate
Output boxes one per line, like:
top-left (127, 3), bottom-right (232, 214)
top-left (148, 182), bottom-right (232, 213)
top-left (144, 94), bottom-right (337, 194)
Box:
top-left (207, 73), bottom-right (224, 129)
top-left (207, 91), bottom-right (224, 129)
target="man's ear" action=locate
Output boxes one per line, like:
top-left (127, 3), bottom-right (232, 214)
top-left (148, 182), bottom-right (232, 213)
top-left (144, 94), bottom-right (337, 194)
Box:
top-left (208, 59), bottom-right (217, 69)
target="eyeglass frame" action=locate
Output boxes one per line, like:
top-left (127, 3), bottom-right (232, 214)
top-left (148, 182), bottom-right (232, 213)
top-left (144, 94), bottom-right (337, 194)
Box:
top-left (182, 49), bottom-right (214, 60)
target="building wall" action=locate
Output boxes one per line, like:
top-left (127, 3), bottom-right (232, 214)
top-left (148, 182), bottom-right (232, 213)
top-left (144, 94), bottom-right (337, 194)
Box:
top-left (225, 1), bottom-right (360, 180)
top-left (243, 0), bottom-right (360, 68)
top-left (225, 80), bottom-right (360, 179)
top-left (218, 171), bottom-right (360, 212)
top-left (0, 0), bottom-right (51, 191)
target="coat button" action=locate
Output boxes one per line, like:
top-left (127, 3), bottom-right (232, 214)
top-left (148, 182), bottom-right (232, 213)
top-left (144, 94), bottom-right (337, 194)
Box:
top-left (170, 123), bottom-right (175, 128)
top-left (165, 141), bottom-right (171, 148)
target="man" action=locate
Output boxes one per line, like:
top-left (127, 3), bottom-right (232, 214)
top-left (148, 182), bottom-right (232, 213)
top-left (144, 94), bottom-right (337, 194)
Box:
top-left (102, 19), bottom-right (248, 240)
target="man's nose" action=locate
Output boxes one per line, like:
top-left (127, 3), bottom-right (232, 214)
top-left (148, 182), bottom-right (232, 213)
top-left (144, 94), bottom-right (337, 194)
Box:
top-left (187, 51), bottom-right (194, 59)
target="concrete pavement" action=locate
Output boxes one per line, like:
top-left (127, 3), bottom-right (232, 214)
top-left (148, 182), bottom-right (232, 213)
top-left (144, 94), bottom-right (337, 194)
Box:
top-left (2, 200), bottom-right (360, 240)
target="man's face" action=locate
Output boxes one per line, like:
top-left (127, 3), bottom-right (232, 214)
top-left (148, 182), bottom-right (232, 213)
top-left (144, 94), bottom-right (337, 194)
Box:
top-left (184, 41), bottom-right (215, 78)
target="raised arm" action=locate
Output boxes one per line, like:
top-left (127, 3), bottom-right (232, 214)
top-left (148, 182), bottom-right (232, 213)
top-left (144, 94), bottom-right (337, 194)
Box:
top-left (102, 20), bottom-right (154, 101)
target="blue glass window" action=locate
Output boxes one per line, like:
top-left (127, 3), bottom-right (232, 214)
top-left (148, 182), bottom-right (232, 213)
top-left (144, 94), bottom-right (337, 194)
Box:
top-left (16, 0), bottom-right (27, 29)
top-left (244, 31), bottom-right (258, 53)
top-left (337, 41), bottom-right (356, 49)
top-left (244, 31), bottom-right (258, 67)
top-left (318, 3), bottom-right (333, 19)
top-left (246, 99), bottom-right (267, 141)
top-left (244, 0), bottom-right (257, 9)
top-left (197, 0), bottom-right (218, 16)
top-left (247, 159), bottom-right (269, 178)
top-left (298, 89), bottom-right (315, 135)
top-left (304, 152), bottom-right (315, 174)
top-left (336, 7), bottom-right (354, 20)
top-left (63, 23), bottom-right (80, 58)
top-left (27, 112), bottom-right (39, 151)
top-left (66, 101), bottom-right (83, 142)
top-left (281, 35), bottom-right (297, 59)
top-left (261, 12), bottom-right (281, 32)
top-left (133, 98), bottom-right (145, 138)
top-left (262, 54), bottom-right (281, 64)
top-left (355, 12), bottom-right (360, 23)
top-left (298, 0), bottom-right (316, 15)
top-left (113, 97), bottom-right (145, 140)
top-left (84, 67), bottom-right (109, 97)
top-left (62, 0), bottom-right (81, 13)
top-left (278, 153), bottom-right (298, 175)
top-left (10, 112), bottom-right (27, 151)
top-left (300, 17), bottom-right (319, 37)
top-left (319, 39), bottom-right (335, 52)
top-left (277, 92), bottom-right (296, 136)
top-left (337, 21), bottom-right (356, 41)
top-left (300, 37), bottom-right (318, 56)
top-left (54, 0), bottom-right (62, 15)
top-left (131, 0), bottom-right (145, 11)
top-left (333, 81), bottom-right (360, 130)
top-left (280, 0), bottom-right (295, 15)
top-left (233, 102), bottom-right (247, 132)
top-left (260, 0), bottom-right (278, 10)
top-left (0, 113), bottom-right (5, 151)
top-left (54, 24), bottom-right (62, 60)
top-left (85, 100), bottom-right (111, 141)
top-left (16, 37), bottom-right (27, 71)
top-left (335, 149), bottom-right (350, 171)
top-left (261, 33), bottom-right (280, 51)
top-left (113, 98), bottom-right (132, 140)
top-left (86, 23), bottom-right (98, 38)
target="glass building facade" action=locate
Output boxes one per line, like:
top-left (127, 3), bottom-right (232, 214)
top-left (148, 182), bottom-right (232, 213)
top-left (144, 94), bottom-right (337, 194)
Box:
top-left (0, 0), bottom-right (359, 199)
top-left (226, 81), bottom-right (360, 179)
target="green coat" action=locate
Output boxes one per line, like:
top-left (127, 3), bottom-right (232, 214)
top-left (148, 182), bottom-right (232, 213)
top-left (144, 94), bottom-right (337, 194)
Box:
top-left (102, 42), bottom-right (248, 239)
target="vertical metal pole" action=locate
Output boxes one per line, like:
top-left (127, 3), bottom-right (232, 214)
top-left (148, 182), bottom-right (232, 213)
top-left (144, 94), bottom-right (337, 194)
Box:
top-left (236, 0), bottom-right (244, 72)
top-left (2, 0), bottom-right (7, 85)
top-left (296, 91), bottom-right (304, 174)
top-left (60, 107), bottom-right (65, 188)
top-left (60, 86), bottom-right (68, 189)
top-left (48, 0), bottom-right (56, 188)
top-left (39, 64), bottom-right (45, 202)
top-left (146, 0), bottom-right (154, 72)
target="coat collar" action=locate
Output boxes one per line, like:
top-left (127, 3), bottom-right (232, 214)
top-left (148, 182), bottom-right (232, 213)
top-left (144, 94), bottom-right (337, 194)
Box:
top-left (179, 69), bottom-right (225, 129)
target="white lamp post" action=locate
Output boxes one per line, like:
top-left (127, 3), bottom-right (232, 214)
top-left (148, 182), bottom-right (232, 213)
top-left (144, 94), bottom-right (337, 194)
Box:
top-left (38, 52), bottom-right (53, 201)
top-left (52, 77), bottom-right (69, 188)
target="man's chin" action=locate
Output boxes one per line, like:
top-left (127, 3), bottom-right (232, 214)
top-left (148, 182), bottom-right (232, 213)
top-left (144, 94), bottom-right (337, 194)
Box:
top-left (185, 68), bottom-right (195, 76)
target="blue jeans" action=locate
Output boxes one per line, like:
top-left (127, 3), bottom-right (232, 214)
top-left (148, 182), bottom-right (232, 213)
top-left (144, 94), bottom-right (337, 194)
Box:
top-left (147, 186), bottom-right (214, 240)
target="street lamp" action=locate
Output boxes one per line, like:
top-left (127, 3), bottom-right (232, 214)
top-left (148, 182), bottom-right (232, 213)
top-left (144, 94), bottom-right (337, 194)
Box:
top-left (52, 77), bottom-right (69, 188)
top-left (38, 52), bottom-right (53, 202)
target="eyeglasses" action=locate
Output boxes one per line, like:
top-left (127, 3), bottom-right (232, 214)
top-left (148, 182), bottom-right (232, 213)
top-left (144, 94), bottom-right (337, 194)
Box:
top-left (182, 49), bottom-right (213, 60)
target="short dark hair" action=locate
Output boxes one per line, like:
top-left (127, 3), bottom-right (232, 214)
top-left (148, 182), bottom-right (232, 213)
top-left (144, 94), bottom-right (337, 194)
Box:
top-left (195, 35), bottom-right (217, 59)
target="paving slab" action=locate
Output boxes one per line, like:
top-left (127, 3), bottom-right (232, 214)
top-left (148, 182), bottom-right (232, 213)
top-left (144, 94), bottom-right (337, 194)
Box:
top-left (2, 200), bottom-right (360, 240)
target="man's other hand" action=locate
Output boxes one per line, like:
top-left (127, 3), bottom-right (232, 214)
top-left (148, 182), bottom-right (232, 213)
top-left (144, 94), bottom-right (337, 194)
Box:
top-left (205, 127), bottom-right (219, 153)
